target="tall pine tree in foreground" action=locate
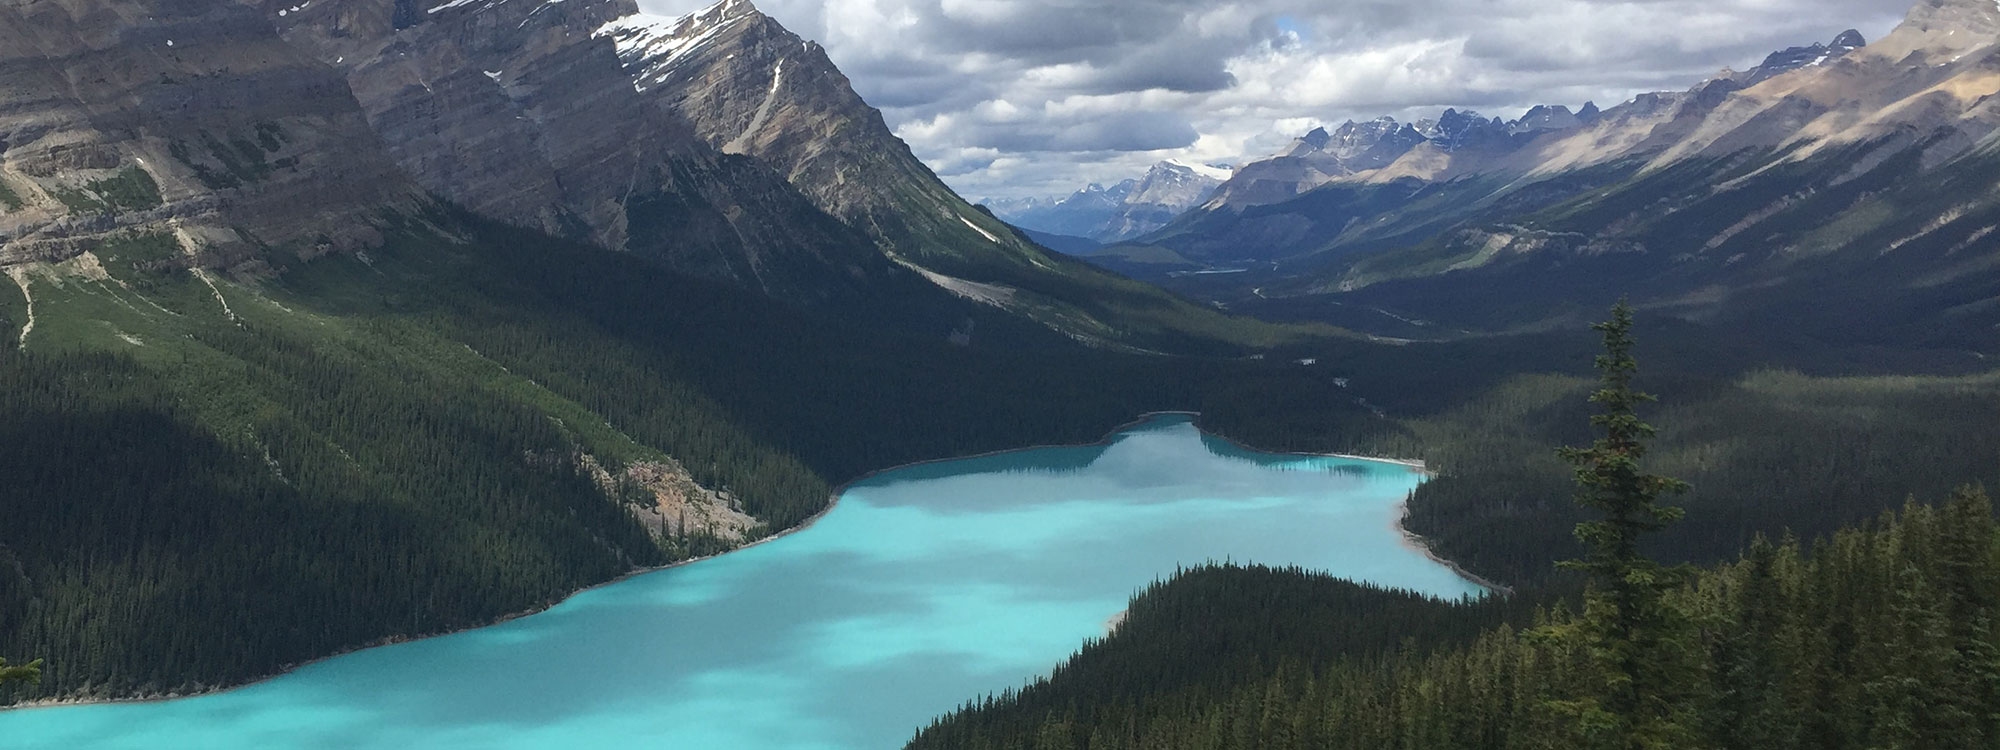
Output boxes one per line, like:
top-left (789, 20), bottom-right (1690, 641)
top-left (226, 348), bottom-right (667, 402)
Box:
top-left (1550, 301), bottom-right (1693, 749)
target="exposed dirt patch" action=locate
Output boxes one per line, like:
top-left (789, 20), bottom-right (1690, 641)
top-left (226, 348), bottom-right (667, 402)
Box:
top-left (582, 455), bottom-right (759, 543)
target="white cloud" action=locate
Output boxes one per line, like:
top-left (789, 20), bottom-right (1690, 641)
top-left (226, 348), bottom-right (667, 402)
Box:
top-left (637, 0), bottom-right (1916, 200)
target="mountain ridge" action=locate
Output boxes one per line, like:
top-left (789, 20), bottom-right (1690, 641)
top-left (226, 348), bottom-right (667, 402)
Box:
top-left (1097, 11), bottom-right (2000, 345)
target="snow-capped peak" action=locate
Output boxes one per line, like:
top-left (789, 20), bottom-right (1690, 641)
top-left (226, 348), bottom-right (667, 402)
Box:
top-left (597, 0), bottom-right (766, 92)
top-left (1164, 159), bottom-right (1233, 181)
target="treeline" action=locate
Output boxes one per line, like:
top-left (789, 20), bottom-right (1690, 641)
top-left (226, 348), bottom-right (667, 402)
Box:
top-left (909, 488), bottom-right (2000, 750)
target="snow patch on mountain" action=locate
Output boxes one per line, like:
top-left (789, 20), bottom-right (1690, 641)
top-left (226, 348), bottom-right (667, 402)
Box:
top-left (598, 0), bottom-right (760, 93)
top-left (1167, 159), bottom-right (1233, 181)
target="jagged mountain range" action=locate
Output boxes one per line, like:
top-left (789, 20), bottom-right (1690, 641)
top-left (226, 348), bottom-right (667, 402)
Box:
top-left (1189, 28), bottom-right (1867, 217)
top-left (1095, 6), bottom-right (2000, 345)
top-left (986, 160), bottom-right (1232, 244)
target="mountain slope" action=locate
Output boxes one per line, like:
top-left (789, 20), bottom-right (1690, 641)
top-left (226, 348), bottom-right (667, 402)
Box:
top-left (598, 0), bottom-right (1316, 352)
top-left (600, 0), bottom-right (1051, 271)
top-left (256, 0), bottom-right (894, 301)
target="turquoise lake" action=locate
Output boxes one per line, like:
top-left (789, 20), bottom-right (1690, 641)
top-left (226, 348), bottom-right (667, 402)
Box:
top-left (0, 414), bottom-right (1484, 749)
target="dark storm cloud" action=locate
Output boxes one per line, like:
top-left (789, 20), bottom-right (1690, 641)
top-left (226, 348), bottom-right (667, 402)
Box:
top-left (637, 0), bottom-right (1920, 198)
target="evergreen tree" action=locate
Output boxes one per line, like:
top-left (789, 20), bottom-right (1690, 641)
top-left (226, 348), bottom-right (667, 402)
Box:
top-left (0, 658), bottom-right (38, 686)
top-left (1551, 301), bottom-right (1693, 750)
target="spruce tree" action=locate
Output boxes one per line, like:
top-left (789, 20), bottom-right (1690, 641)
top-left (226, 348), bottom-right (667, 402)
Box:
top-left (1554, 301), bottom-right (1692, 750)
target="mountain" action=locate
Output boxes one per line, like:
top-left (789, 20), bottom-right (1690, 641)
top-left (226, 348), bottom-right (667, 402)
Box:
top-left (989, 160), bottom-right (1232, 243)
top-left (599, 0), bottom-right (1050, 272)
top-left (1147, 30), bottom-right (1865, 229)
top-left (991, 182), bottom-right (1133, 239)
top-left (1733, 28), bottom-right (1868, 84)
top-left (254, 0), bottom-right (893, 302)
top-left (1111, 11), bottom-right (2000, 347)
top-left (594, 0), bottom-right (1309, 350)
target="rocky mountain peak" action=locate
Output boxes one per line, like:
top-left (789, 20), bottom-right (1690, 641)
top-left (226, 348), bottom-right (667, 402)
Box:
top-left (1424, 108), bottom-right (1506, 151)
top-left (1741, 29), bottom-right (1868, 84)
top-left (1284, 127), bottom-right (1334, 156)
top-left (598, 0), bottom-right (787, 94)
top-left (1153, 160), bottom-right (1233, 182)
top-left (1512, 104), bottom-right (1581, 134)
top-left (1830, 29), bottom-right (1867, 53)
top-left (1870, 0), bottom-right (2000, 60)
top-left (599, 0), bottom-right (1070, 280)
top-left (1137, 160), bottom-right (1227, 193)
top-left (1328, 118), bottom-right (1403, 157)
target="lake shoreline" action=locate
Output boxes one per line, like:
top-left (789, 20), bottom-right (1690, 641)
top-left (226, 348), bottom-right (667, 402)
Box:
top-left (4, 410), bottom-right (1495, 711)
top-left (1394, 499), bottom-right (1514, 596)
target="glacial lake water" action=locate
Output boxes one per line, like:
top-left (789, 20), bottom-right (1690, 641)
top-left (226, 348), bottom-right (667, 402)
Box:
top-left (1, 414), bottom-right (1483, 749)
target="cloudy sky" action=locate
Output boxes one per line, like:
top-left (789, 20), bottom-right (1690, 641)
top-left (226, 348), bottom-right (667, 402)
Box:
top-left (636, 0), bottom-right (1915, 201)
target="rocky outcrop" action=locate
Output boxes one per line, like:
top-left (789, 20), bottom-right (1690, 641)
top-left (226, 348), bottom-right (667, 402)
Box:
top-left (582, 455), bottom-right (759, 544)
top-left (0, 0), bottom-right (415, 272)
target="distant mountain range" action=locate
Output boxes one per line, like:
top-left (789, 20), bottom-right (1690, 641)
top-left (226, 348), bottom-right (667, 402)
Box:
top-left (996, 27), bottom-right (1873, 254)
top-left (1089, 8), bottom-right (2000, 346)
top-left (1189, 28), bottom-right (1868, 216)
top-left (985, 160), bottom-right (1232, 244)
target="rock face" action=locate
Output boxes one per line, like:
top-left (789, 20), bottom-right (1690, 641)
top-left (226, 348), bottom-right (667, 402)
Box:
top-left (0, 0), bottom-right (415, 271)
top-left (260, 0), bottom-right (890, 300)
top-left (599, 0), bottom-right (1055, 275)
top-left (991, 161), bottom-right (1230, 243)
